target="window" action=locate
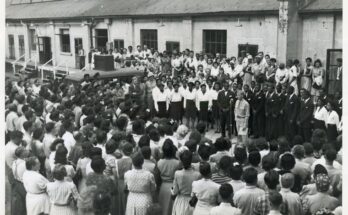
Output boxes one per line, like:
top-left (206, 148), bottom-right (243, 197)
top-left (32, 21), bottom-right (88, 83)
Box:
top-left (203, 30), bottom-right (227, 56)
top-left (18, 35), bottom-right (25, 60)
top-left (113, 39), bottom-right (124, 50)
top-left (95, 29), bottom-right (108, 51)
top-left (60, 29), bottom-right (71, 53)
top-left (74, 38), bottom-right (83, 55)
top-left (238, 44), bottom-right (259, 58)
top-left (141, 29), bottom-right (158, 50)
top-left (29, 29), bottom-right (37, 51)
top-left (166, 41), bottom-right (180, 54)
top-left (8, 34), bottom-right (15, 59)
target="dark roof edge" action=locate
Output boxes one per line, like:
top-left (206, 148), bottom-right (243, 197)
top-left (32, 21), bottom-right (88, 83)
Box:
top-left (298, 9), bottom-right (342, 14)
top-left (5, 10), bottom-right (279, 21)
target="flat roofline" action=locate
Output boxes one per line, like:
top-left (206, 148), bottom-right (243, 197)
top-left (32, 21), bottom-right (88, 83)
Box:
top-left (298, 9), bottom-right (342, 14)
top-left (6, 10), bottom-right (279, 22)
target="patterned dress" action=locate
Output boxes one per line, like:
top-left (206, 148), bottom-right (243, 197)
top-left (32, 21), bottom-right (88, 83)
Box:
top-left (125, 169), bottom-right (156, 215)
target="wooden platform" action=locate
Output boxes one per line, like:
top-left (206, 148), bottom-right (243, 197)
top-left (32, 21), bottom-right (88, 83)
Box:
top-left (65, 67), bottom-right (145, 82)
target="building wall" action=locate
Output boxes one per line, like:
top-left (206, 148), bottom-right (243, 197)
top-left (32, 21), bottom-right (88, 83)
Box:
top-left (5, 24), bottom-right (28, 60)
top-left (301, 14), bottom-right (342, 67)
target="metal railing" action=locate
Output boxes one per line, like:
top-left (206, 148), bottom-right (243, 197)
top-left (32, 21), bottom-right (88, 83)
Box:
top-left (54, 61), bottom-right (69, 78)
top-left (12, 54), bottom-right (26, 74)
top-left (23, 53), bottom-right (38, 70)
top-left (39, 58), bottom-right (53, 81)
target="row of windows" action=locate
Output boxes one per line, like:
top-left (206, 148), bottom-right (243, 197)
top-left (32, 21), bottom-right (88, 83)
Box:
top-left (10, 28), bottom-right (260, 59)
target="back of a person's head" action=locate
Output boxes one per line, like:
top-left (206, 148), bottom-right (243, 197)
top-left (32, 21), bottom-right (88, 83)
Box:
top-left (313, 164), bottom-right (328, 178)
top-left (138, 135), bottom-right (150, 148)
top-left (324, 148), bottom-right (337, 163)
top-left (131, 152), bottom-right (144, 168)
top-left (256, 138), bottom-right (269, 151)
top-left (91, 157), bottom-right (106, 173)
top-left (280, 153), bottom-right (295, 171)
top-left (215, 137), bottom-right (229, 151)
top-left (269, 140), bottom-right (278, 151)
top-left (199, 161), bottom-right (211, 178)
top-left (248, 151), bottom-right (261, 166)
top-left (196, 122), bottom-right (206, 134)
top-left (219, 183), bottom-right (233, 201)
top-left (96, 130), bottom-right (107, 144)
top-left (189, 130), bottom-right (201, 145)
top-left (264, 170), bottom-right (279, 190)
top-left (132, 119), bottom-right (145, 135)
top-left (292, 135), bottom-right (303, 146)
top-left (185, 140), bottom-right (197, 153)
top-left (149, 129), bottom-right (160, 142)
top-left (54, 145), bottom-right (68, 164)
top-left (268, 191), bottom-right (283, 209)
top-left (198, 144), bottom-right (211, 161)
top-left (105, 140), bottom-right (117, 155)
top-left (122, 142), bottom-right (133, 156)
top-left (163, 124), bottom-right (174, 136)
top-left (243, 167), bottom-right (258, 185)
top-left (162, 139), bottom-right (176, 158)
top-left (303, 142), bottom-right (314, 156)
top-left (292, 145), bottom-right (305, 159)
top-left (140, 146), bottom-right (152, 160)
top-left (234, 146), bottom-right (247, 164)
top-left (115, 116), bottom-right (128, 130)
top-left (180, 150), bottom-right (193, 169)
top-left (218, 156), bottom-right (232, 172)
top-left (281, 173), bottom-right (295, 189)
top-left (90, 147), bottom-right (103, 159)
top-left (23, 121), bottom-right (33, 132)
top-left (32, 128), bottom-right (44, 140)
top-left (93, 192), bottom-right (111, 215)
top-left (52, 164), bottom-right (67, 181)
top-left (278, 137), bottom-right (290, 154)
top-left (229, 163), bottom-right (243, 180)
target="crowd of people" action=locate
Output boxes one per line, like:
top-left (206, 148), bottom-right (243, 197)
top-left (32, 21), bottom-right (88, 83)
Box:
top-left (5, 45), bottom-right (343, 215)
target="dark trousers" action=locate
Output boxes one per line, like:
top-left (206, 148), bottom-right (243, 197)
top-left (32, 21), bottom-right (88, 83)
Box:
top-left (248, 110), bottom-right (253, 135)
top-left (220, 110), bottom-right (231, 137)
top-left (299, 125), bottom-right (312, 142)
top-left (253, 113), bottom-right (265, 138)
top-left (266, 116), bottom-right (278, 141)
top-left (286, 120), bottom-right (297, 143)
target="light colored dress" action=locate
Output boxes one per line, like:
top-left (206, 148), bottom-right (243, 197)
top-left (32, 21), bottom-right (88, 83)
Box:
top-left (172, 168), bottom-right (201, 215)
top-left (191, 178), bottom-right (220, 215)
top-left (46, 180), bottom-right (79, 215)
top-left (311, 67), bottom-right (325, 97)
top-left (22, 170), bottom-right (50, 215)
top-left (301, 65), bottom-right (312, 92)
top-left (125, 169), bottom-right (156, 215)
top-left (157, 159), bottom-right (180, 215)
top-left (76, 157), bottom-right (91, 193)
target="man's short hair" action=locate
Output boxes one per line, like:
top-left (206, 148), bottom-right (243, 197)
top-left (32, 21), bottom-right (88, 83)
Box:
top-left (219, 183), bottom-right (233, 200)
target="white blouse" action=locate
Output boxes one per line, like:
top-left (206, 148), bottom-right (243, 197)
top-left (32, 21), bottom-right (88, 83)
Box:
top-left (314, 106), bottom-right (328, 121)
top-left (326, 111), bottom-right (340, 129)
top-left (47, 180), bottom-right (79, 205)
top-left (209, 90), bottom-right (219, 101)
top-left (196, 90), bottom-right (212, 111)
top-left (170, 91), bottom-right (183, 102)
top-left (184, 89), bottom-right (197, 108)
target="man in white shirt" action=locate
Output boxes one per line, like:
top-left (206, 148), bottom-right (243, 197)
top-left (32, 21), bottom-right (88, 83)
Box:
top-left (6, 104), bottom-right (19, 135)
top-left (42, 122), bottom-right (57, 158)
top-left (142, 45), bottom-right (152, 59)
top-left (61, 121), bottom-right (76, 154)
top-left (275, 63), bottom-right (289, 86)
top-left (152, 83), bottom-right (169, 118)
top-left (5, 131), bottom-right (24, 169)
top-left (210, 183), bottom-right (241, 215)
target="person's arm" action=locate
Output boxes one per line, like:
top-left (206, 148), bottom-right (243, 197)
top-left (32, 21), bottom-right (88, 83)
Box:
top-left (153, 90), bottom-right (158, 112)
top-left (196, 93), bottom-right (200, 111)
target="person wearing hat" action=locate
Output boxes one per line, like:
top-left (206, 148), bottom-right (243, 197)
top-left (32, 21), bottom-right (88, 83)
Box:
top-left (169, 83), bottom-right (183, 123)
top-left (184, 82), bottom-right (197, 130)
top-left (303, 174), bottom-right (340, 214)
top-left (196, 84), bottom-right (212, 128)
top-left (152, 83), bottom-right (169, 118)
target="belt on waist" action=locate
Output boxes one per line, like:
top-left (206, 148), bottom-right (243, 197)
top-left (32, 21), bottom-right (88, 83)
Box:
top-left (28, 191), bottom-right (46, 195)
top-left (53, 202), bottom-right (70, 207)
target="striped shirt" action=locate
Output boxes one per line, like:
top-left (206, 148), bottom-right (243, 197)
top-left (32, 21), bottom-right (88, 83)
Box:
top-left (211, 173), bottom-right (232, 185)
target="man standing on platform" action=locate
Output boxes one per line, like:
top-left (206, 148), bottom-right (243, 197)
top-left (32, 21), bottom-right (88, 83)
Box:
top-left (285, 86), bottom-right (300, 142)
top-left (297, 89), bottom-right (314, 142)
top-left (251, 83), bottom-right (265, 138)
top-left (218, 81), bottom-right (235, 138)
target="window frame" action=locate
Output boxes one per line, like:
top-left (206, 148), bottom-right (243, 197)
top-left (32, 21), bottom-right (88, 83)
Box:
top-left (165, 41), bottom-right (180, 54)
top-left (60, 28), bottom-right (71, 53)
top-left (94, 29), bottom-right (109, 51)
top-left (18, 35), bottom-right (25, 60)
top-left (113, 39), bottom-right (125, 51)
top-left (203, 30), bottom-right (227, 57)
top-left (140, 29), bottom-right (158, 50)
top-left (29, 29), bottom-right (37, 51)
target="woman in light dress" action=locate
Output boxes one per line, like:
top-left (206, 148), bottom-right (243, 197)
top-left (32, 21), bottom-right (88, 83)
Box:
top-left (191, 162), bottom-right (220, 215)
top-left (172, 150), bottom-right (201, 215)
top-left (53, 145), bottom-right (76, 181)
top-left (22, 156), bottom-right (50, 215)
top-left (76, 142), bottom-right (94, 192)
top-left (301, 57), bottom-right (313, 92)
top-left (125, 152), bottom-right (156, 215)
top-left (157, 139), bottom-right (180, 215)
top-left (46, 164), bottom-right (79, 215)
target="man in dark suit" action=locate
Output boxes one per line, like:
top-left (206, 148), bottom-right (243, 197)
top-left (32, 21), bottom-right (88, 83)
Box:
top-left (128, 76), bottom-right (143, 105)
top-left (251, 83), bottom-right (265, 138)
top-left (265, 83), bottom-right (279, 141)
top-left (275, 84), bottom-right (287, 137)
top-left (218, 81), bottom-right (235, 138)
top-left (284, 86), bottom-right (300, 142)
top-left (297, 89), bottom-right (314, 142)
top-left (243, 84), bottom-right (253, 136)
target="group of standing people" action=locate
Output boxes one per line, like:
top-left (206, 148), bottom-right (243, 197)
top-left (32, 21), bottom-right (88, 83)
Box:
top-left (4, 46), bottom-right (343, 215)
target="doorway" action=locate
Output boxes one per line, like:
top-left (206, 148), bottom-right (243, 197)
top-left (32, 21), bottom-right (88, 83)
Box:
top-left (38, 37), bottom-right (52, 65)
top-left (74, 38), bottom-right (85, 69)
top-left (326, 49), bottom-right (342, 95)
top-left (95, 29), bottom-right (108, 52)
top-left (238, 44), bottom-right (259, 58)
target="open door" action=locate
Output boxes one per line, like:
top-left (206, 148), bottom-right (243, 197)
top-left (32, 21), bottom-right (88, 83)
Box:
top-left (38, 37), bottom-right (52, 65)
